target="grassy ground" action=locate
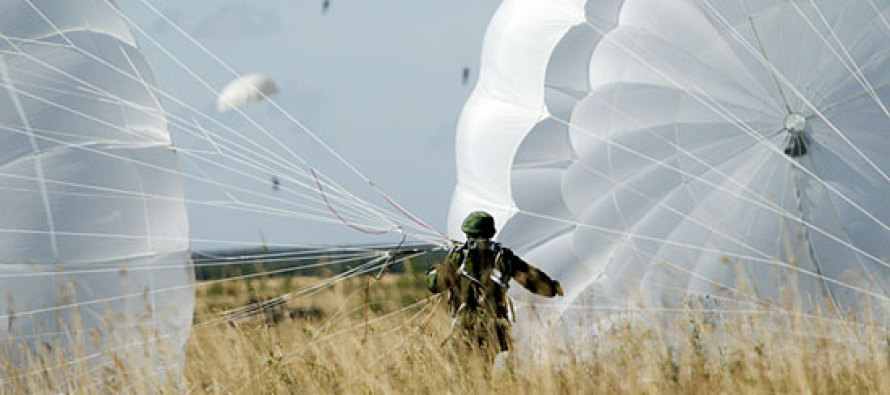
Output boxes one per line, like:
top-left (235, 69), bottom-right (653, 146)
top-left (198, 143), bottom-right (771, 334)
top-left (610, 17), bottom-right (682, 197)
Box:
top-left (3, 267), bottom-right (890, 394)
top-left (184, 274), bottom-right (890, 394)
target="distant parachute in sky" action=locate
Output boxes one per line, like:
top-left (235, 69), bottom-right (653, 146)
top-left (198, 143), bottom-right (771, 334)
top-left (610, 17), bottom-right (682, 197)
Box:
top-left (450, 0), bottom-right (890, 329)
top-left (0, 0), bottom-right (193, 375)
top-left (217, 74), bottom-right (279, 113)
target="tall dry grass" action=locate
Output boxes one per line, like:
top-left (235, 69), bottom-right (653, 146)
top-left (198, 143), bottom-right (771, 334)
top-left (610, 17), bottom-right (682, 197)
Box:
top-left (3, 272), bottom-right (889, 394)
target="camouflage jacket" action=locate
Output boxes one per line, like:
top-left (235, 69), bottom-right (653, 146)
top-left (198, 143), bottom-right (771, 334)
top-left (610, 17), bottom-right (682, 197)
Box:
top-left (427, 239), bottom-right (561, 321)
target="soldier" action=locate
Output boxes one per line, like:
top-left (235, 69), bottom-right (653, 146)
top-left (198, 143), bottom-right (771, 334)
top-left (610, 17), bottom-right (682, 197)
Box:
top-left (427, 211), bottom-right (563, 356)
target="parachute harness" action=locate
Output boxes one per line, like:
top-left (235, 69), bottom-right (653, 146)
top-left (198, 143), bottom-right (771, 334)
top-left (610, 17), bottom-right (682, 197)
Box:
top-left (443, 241), bottom-right (516, 346)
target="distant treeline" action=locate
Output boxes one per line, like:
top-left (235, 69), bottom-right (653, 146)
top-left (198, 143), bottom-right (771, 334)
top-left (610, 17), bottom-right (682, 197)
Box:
top-left (191, 244), bottom-right (448, 281)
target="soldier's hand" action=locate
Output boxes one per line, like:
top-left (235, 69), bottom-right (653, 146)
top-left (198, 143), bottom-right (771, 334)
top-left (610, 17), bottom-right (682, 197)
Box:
top-left (554, 281), bottom-right (564, 297)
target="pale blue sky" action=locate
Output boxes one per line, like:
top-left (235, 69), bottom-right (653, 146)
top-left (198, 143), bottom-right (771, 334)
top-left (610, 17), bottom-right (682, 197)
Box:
top-left (120, 1), bottom-right (500, 249)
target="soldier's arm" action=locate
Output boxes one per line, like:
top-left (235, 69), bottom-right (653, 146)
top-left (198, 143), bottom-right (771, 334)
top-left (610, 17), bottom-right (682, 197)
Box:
top-left (507, 251), bottom-right (563, 297)
top-left (426, 250), bottom-right (460, 294)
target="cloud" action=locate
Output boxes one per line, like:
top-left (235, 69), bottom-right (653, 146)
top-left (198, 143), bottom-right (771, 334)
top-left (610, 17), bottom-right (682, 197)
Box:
top-left (193, 3), bottom-right (280, 39)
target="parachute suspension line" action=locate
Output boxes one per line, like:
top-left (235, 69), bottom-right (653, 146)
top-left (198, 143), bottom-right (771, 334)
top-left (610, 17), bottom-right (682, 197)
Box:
top-left (799, 0), bottom-right (890, 124)
top-left (555, 166), bottom-right (874, 316)
top-left (108, 1), bottom-right (402, 229)
top-left (0, 134), bottom-right (442, 246)
top-left (0, 34), bottom-right (407, 234)
top-left (132, 0), bottom-right (365, 182)
top-left (208, 251), bottom-right (428, 340)
top-left (0, 155), bottom-right (416, 240)
top-left (0, 2), bottom-right (437, 381)
top-left (311, 168), bottom-right (389, 236)
top-left (0, 68), bottom-right (321, 218)
top-left (368, 294), bottom-right (442, 366)
top-left (0, 251), bottom-right (377, 281)
top-left (702, 1), bottom-right (890, 187)
top-left (368, 181), bottom-right (453, 245)
top-left (0, 250), bottom-right (381, 331)
top-left (0, 170), bottom-right (379, 239)
top-left (819, 83), bottom-right (890, 116)
top-left (509, 40), bottom-right (890, 283)
top-left (583, 12), bottom-right (890, 235)
top-left (610, 268), bottom-right (778, 311)
top-left (516, 93), bottom-right (890, 298)
top-left (503, 203), bottom-right (890, 305)
top-left (101, 3), bottom-right (309, 170)
top-left (0, 58), bottom-right (59, 260)
top-left (374, 232), bottom-right (408, 280)
top-left (581, 91), bottom-right (853, 270)
top-left (308, 165), bottom-right (443, 243)
top-left (742, 0), bottom-right (792, 114)
top-left (18, 1), bottom-right (432, 239)
top-left (301, 294), bottom-right (438, 348)
top-left (574, 96), bottom-right (795, 261)
top-left (867, 0), bottom-right (890, 30)
top-left (253, 300), bottom-right (444, 387)
top-left (573, 143), bottom-right (776, 262)
top-left (0, 66), bottom-right (416, 236)
top-left (547, 104), bottom-right (889, 273)
top-left (129, 0), bottom-right (442, 241)
top-left (493, 15), bottom-right (884, 267)
top-left (579, 146), bottom-right (778, 297)
top-left (303, 250), bottom-right (437, 340)
top-left (171, 118), bottom-right (407, 229)
top-left (0, 119), bottom-right (384, 236)
top-left (0, 226), bottom-right (372, 252)
top-left (222, 253), bottom-right (390, 322)
top-left (268, 294), bottom-right (437, 381)
top-left (802, 152), bottom-right (889, 297)
top-left (179, 124), bottom-right (418, 234)
top-left (314, 163), bottom-right (445, 338)
top-left (9, 251), bottom-right (379, 343)
top-left (179, 150), bottom-right (391, 229)
top-left (1, 250), bottom-right (403, 386)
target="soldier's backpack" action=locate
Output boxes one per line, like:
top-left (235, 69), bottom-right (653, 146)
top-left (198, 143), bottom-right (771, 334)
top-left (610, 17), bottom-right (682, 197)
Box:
top-left (428, 240), bottom-right (513, 319)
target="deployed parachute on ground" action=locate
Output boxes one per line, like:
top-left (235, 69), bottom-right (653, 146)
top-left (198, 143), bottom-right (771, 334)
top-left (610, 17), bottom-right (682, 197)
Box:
top-left (450, 0), bottom-right (890, 328)
top-left (0, 0), bottom-right (193, 374)
top-left (217, 74), bottom-right (279, 113)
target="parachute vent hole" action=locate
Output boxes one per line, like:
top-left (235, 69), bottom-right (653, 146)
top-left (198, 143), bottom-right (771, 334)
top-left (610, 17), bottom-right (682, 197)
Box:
top-left (782, 113), bottom-right (809, 158)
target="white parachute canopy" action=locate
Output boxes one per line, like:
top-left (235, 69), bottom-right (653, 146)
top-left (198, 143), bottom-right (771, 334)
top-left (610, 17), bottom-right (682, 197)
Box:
top-left (217, 74), bottom-right (279, 113)
top-left (0, 0), bottom-right (193, 373)
top-left (451, 0), bottom-right (890, 329)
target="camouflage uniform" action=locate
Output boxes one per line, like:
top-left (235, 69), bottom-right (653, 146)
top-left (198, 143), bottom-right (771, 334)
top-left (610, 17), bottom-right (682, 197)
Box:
top-left (428, 211), bottom-right (562, 354)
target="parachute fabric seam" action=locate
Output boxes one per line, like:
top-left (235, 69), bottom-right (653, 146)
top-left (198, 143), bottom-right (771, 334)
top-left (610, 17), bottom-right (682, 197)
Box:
top-left (0, 56), bottom-right (59, 260)
top-left (479, 10), bottom-right (888, 284)
top-left (702, 0), bottom-right (890, 202)
top-left (577, 12), bottom-right (890, 247)
top-left (804, 149), bottom-right (888, 296)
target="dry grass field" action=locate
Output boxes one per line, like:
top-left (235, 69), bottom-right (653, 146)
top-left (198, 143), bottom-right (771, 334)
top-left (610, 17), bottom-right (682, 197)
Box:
top-left (3, 265), bottom-right (890, 394)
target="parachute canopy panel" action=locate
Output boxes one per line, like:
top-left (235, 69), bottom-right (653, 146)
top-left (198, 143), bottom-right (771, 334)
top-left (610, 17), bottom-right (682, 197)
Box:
top-left (450, 0), bottom-right (890, 331)
top-left (0, 0), bottom-right (193, 375)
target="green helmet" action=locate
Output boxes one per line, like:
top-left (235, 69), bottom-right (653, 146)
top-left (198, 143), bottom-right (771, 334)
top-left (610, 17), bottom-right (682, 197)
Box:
top-left (461, 211), bottom-right (496, 238)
